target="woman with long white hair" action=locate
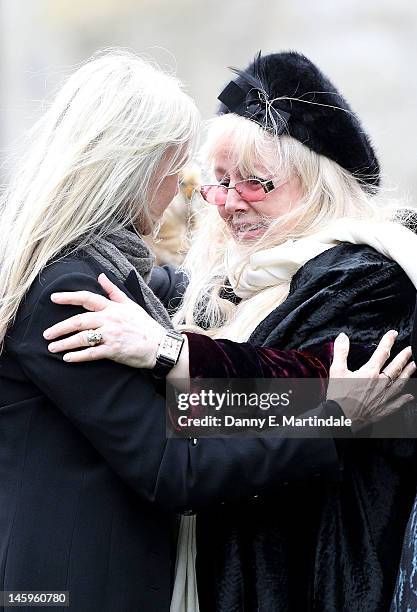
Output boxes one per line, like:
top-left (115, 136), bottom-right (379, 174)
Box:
top-left (1, 49), bottom-right (405, 612)
top-left (44, 52), bottom-right (417, 610)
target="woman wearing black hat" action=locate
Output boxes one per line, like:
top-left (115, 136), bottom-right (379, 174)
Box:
top-left (44, 52), bottom-right (417, 611)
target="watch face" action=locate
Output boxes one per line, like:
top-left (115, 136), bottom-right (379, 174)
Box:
top-left (157, 332), bottom-right (184, 365)
top-left (163, 336), bottom-right (182, 361)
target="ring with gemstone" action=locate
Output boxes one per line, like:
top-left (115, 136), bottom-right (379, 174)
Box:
top-left (86, 330), bottom-right (103, 347)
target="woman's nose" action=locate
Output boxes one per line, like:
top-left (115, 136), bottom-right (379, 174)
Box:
top-left (224, 187), bottom-right (250, 214)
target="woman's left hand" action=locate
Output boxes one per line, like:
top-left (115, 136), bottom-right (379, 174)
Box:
top-left (44, 273), bottom-right (165, 368)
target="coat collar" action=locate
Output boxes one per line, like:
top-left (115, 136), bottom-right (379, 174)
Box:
top-left (123, 270), bottom-right (147, 309)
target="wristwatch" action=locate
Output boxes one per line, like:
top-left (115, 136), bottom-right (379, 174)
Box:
top-left (153, 330), bottom-right (185, 378)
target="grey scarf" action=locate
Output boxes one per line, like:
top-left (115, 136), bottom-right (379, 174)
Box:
top-left (84, 225), bottom-right (173, 329)
top-left (85, 226), bottom-right (196, 612)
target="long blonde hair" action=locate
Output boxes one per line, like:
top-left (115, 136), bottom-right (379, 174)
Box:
top-left (174, 113), bottom-right (404, 341)
top-left (0, 49), bottom-right (199, 347)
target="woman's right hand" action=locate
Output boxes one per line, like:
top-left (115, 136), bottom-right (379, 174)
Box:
top-left (43, 273), bottom-right (191, 379)
top-left (327, 330), bottom-right (415, 431)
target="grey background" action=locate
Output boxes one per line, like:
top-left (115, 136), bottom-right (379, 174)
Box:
top-left (1, 0), bottom-right (416, 198)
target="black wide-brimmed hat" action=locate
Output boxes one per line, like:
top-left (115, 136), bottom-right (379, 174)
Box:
top-left (218, 51), bottom-right (380, 187)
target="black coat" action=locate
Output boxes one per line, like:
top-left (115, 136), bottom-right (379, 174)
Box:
top-left (195, 244), bottom-right (417, 612)
top-left (0, 253), bottom-right (342, 612)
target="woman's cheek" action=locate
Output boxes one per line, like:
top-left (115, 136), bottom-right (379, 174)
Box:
top-left (217, 206), bottom-right (228, 222)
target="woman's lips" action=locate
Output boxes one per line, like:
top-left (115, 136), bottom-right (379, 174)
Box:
top-left (230, 221), bottom-right (268, 241)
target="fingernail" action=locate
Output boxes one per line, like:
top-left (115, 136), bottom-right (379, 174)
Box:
top-left (63, 354), bottom-right (71, 362)
top-left (48, 344), bottom-right (56, 353)
top-left (390, 330), bottom-right (398, 337)
top-left (336, 332), bottom-right (348, 341)
top-left (43, 330), bottom-right (51, 339)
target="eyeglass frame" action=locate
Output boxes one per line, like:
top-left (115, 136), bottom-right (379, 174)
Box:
top-left (199, 177), bottom-right (277, 206)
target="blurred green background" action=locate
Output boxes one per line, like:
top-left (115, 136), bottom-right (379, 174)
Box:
top-left (1, 0), bottom-right (417, 199)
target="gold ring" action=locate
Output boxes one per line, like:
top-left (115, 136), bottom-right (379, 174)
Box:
top-left (381, 371), bottom-right (393, 386)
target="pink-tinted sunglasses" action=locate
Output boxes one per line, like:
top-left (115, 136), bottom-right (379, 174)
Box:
top-left (200, 177), bottom-right (276, 206)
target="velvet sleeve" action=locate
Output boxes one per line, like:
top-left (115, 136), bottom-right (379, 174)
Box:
top-left (184, 332), bottom-right (333, 379)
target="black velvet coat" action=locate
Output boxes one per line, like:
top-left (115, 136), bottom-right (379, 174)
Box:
top-left (194, 244), bottom-right (417, 612)
top-left (0, 254), bottom-right (345, 612)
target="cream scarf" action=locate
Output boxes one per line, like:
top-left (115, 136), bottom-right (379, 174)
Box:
top-left (226, 218), bottom-right (417, 299)
top-left (172, 217), bottom-right (417, 612)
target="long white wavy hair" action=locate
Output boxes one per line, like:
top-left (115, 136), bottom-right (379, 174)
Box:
top-left (174, 113), bottom-right (408, 341)
top-left (0, 49), bottom-right (200, 348)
